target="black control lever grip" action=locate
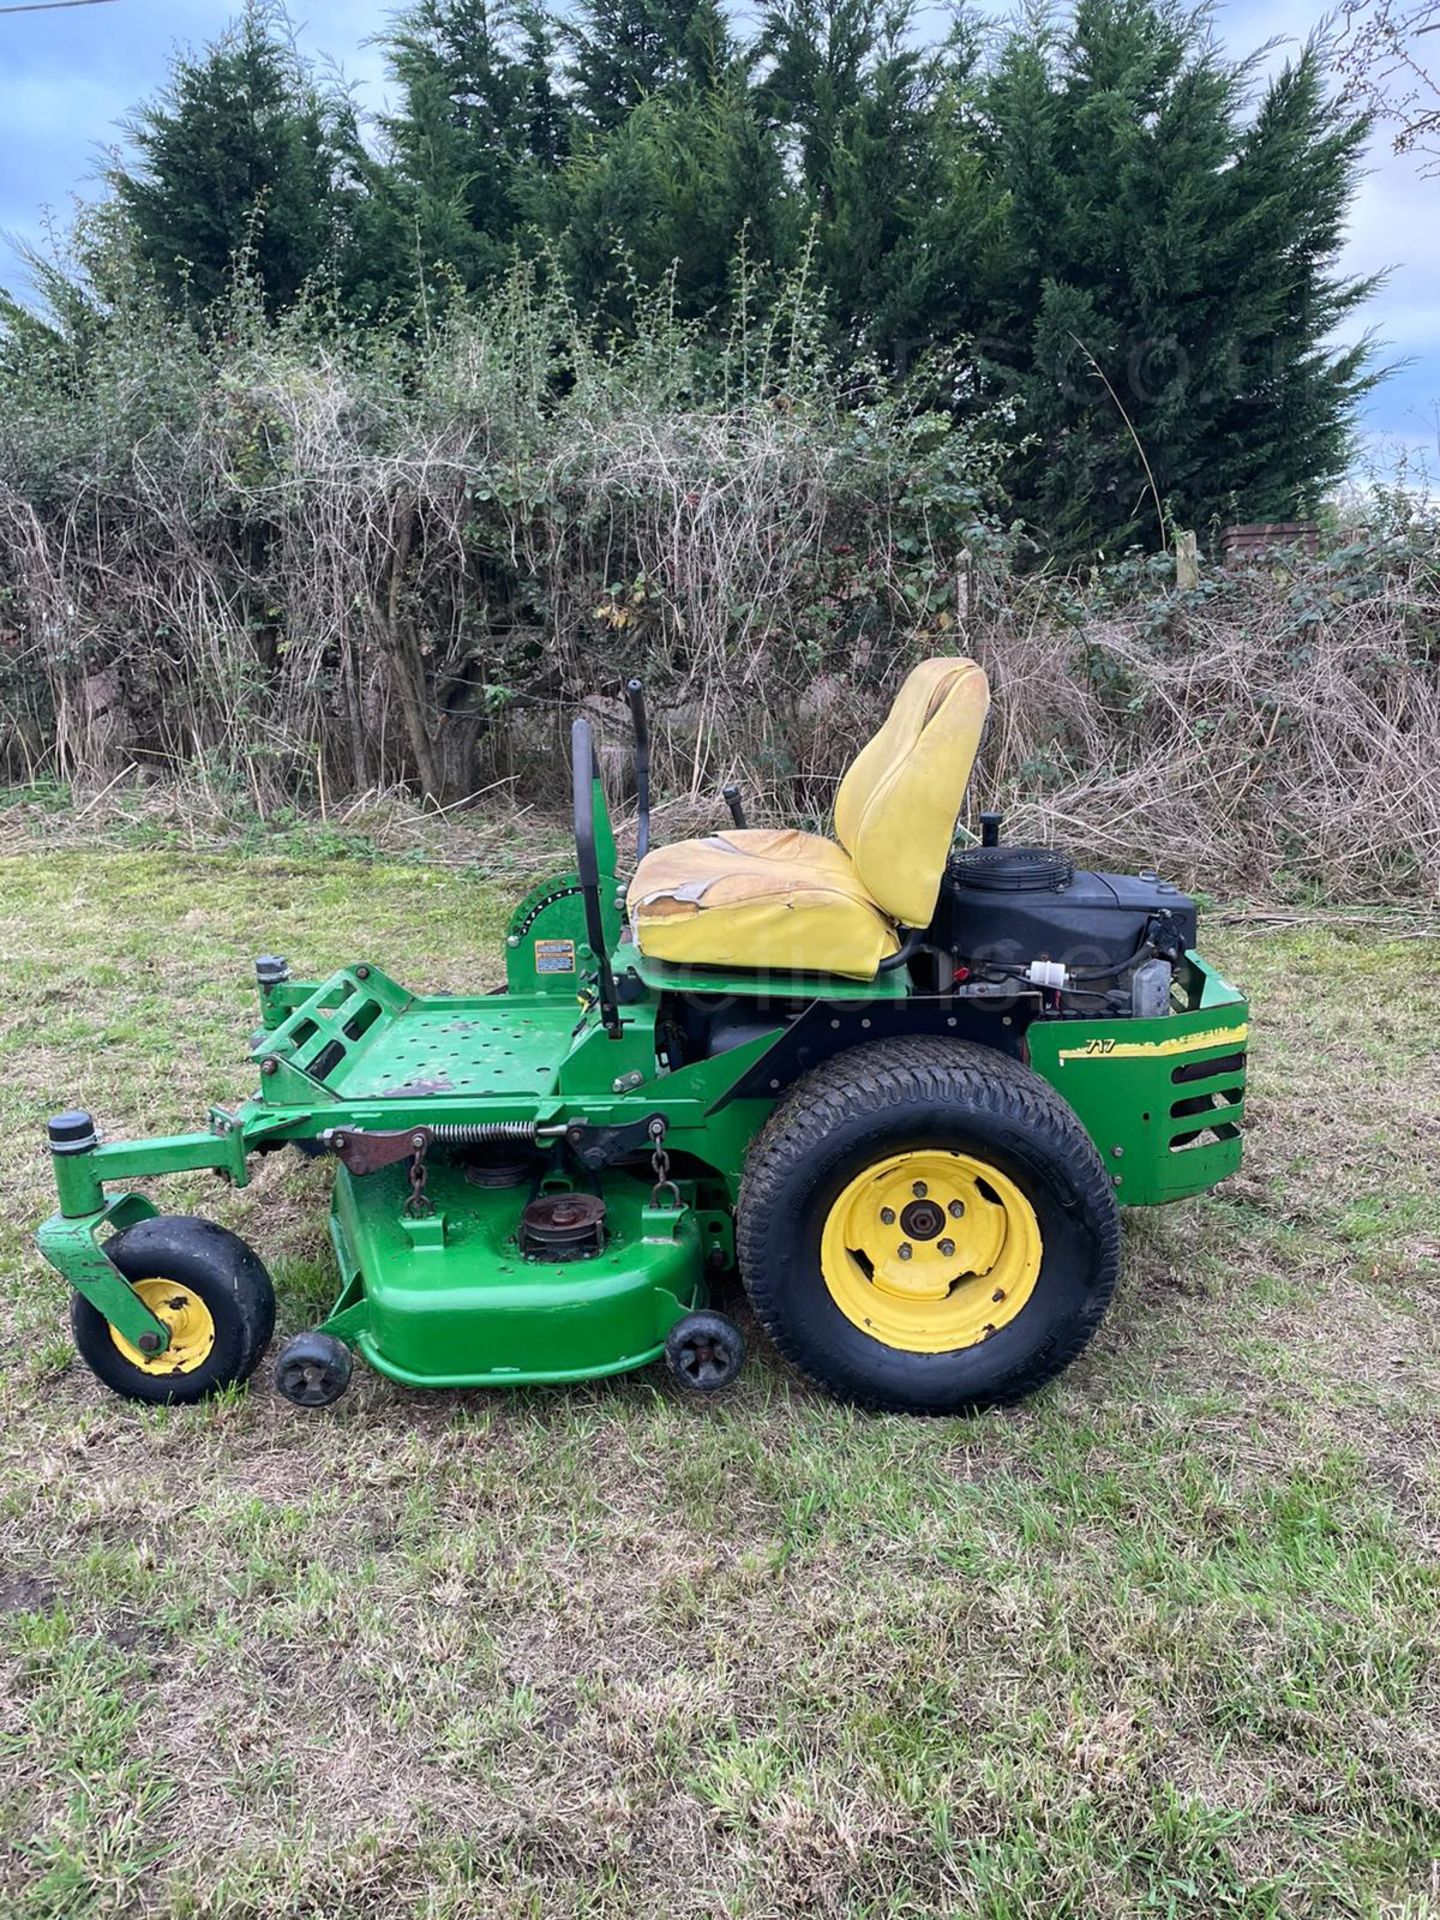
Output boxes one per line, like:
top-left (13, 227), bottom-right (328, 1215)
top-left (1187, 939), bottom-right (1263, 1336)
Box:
top-left (625, 677), bottom-right (651, 862)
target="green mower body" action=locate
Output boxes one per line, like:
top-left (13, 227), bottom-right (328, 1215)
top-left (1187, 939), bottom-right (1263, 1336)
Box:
top-left (38, 691), bottom-right (1248, 1413)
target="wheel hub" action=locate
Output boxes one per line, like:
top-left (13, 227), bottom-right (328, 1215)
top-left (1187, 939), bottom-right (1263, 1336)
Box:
top-left (899, 1197), bottom-right (945, 1241)
top-left (820, 1150), bottom-right (1043, 1354)
top-left (108, 1278), bottom-right (216, 1375)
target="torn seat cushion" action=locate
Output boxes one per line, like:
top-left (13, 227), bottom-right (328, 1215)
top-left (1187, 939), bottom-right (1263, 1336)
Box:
top-left (626, 828), bottom-right (900, 980)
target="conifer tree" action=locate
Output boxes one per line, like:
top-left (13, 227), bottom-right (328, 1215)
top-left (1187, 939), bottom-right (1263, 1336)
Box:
top-left (372, 0), bottom-right (570, 301)
top-left (570, 0), bottom-right (734, 131)
top-left (556, 76), bottom-right (793, 320)
top-left (754, 0), bottom-right (965, 343)
top-left (109, 0), bottom-right (348, 316)
top-left (976, 0), bottom-right (1378, 553)
top-left (91, 0), bottom-right (1381, 551)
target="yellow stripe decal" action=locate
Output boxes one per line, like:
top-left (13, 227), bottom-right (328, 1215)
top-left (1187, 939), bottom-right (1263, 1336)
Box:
top-left (1056, 1022), bottom-right (1248, 1064)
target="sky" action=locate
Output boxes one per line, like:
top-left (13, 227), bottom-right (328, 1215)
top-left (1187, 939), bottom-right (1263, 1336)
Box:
top-left (0, 0), bottom-right (1436, 477)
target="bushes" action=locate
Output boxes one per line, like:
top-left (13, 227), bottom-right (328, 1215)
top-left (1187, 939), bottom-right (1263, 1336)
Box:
top-left (0, 261), bottom-right (1437, 901)
top-left (0, 261), bottom-right (1009, 809)
top-left (973, 544), bottom-right (1440, 898)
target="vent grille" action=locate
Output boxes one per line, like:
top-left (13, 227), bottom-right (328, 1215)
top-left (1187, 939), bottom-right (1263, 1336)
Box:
top-left (1168, 1051), bottom-right (1246, 1152)
top-left (947, 845), bottom-right (1075, 892)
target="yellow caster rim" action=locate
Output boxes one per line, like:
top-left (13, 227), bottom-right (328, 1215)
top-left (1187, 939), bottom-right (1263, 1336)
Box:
top-left (109, 1278), bottom-right (217, 1375)
top-left (820, 1149), bottom-right (1043, 1353)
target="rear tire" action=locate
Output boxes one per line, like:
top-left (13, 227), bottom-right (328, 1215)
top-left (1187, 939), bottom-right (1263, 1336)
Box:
top-left (71, 1215), bottom-right (276, 1406)
top-left (737, 1038), bottom-right (1120, 1413)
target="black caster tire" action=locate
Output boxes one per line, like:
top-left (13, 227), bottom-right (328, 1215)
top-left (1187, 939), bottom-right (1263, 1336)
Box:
top-left (274, 1332), bottom-right (353, 1407)
top-left (737, 1037), bottom-right (1120, 1414)
top-left (665, 1310), bottom-right (745, 1392)
top-left (71, 1215), bottom-right (276, 1406)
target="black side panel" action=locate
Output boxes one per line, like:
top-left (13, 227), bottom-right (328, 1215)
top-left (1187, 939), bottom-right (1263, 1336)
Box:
top-left (717, 996), bottom-right (1031, 1107)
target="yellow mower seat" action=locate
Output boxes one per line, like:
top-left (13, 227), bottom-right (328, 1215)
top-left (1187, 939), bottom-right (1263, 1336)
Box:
top-left (625, 827), bottom-right (897, 978)
top-left (627, 657), bottom-right (990, 980)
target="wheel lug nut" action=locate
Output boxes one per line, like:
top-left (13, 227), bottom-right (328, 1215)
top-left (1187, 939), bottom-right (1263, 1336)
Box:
top-left (912, 1181), bottom-right (928, 1198)
top-left (938, 1238), bottom-right (955, 1257)
top-left (898, 1243), bottom-right (913, 1260)
top-left (880, 1207), bottom-right (896, 1225)
top-left (948, 1199), bottom-right (965, 1218)
top-left (992, 1289), bottom-right (1005, 1303)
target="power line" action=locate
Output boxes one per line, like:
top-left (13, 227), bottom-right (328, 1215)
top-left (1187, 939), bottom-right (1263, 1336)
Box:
top-left (0, 0), bottom-right (119, 15)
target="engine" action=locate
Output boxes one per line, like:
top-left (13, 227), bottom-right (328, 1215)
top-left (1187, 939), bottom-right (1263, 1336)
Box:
top-left (933, 846), bottom-right (1196, 1017)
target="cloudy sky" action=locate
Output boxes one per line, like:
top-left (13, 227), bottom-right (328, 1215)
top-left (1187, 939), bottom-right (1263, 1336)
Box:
top-left (1, 0), bottom-right (1435, 472)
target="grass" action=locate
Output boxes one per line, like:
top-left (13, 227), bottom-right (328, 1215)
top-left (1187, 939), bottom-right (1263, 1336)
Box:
top-left (0, 850), bottom-right (1436, 1919)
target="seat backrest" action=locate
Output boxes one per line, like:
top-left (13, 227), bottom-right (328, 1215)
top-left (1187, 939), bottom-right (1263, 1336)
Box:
top-left (833, 656), bottom-right (990, 927)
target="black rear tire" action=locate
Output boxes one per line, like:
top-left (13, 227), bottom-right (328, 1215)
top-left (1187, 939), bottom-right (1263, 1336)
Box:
top-left (71, 1215), bottom-right (276, 1406)
top-left (736, 1038), bottom-right (1120, 1413)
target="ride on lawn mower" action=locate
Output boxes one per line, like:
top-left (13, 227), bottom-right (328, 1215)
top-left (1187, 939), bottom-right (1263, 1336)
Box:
top-left (38, 657), bottom-right (1248, 1414)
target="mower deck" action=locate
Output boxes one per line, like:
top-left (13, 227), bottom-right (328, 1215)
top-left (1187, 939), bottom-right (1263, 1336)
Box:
top-left (327, 1160), bottom-right (704, 1386)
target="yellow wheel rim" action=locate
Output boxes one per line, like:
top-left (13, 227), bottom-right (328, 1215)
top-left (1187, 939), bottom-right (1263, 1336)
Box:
top-left (820, 1149), bottom-right (1043, 1354)
top-left (109, 1278), bottom-right (216, 1376)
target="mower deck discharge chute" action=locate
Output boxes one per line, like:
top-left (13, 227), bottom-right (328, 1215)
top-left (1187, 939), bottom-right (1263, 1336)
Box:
top-left (38, 659), bottom-right (1248, 1414)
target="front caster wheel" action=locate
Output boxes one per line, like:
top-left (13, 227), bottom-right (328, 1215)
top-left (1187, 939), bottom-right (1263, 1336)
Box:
top-left (274, 1332), bottom-right (353, 1407)
top-left (665, 1310), bottom-right (745, 1392)
top-left (71, 1215), bottom-right (276, 1405)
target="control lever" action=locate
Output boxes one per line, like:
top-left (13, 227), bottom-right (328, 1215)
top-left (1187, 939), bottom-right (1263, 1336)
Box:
top-left (722, 783), bottom-right (748, 830)
top-left (624, 677), bottom-right (651, 861)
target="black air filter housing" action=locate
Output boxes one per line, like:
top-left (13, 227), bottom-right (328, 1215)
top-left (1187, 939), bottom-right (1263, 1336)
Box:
top-left (937, 849), bottom-right (1197, 976)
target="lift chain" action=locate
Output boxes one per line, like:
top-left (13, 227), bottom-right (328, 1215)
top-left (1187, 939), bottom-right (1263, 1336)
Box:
top-left (405, 1131), bottom-right (433, 1218)
top-left (648, 1117), bottom-right (682, 1211)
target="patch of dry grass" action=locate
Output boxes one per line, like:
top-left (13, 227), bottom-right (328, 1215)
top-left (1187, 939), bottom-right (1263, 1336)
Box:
top-left (0, 852), bottom-right (1437, 1919)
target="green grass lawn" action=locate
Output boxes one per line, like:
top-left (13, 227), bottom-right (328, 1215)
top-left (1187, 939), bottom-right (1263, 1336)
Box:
top-left (0, 851), bottom-right (1436, 1919)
